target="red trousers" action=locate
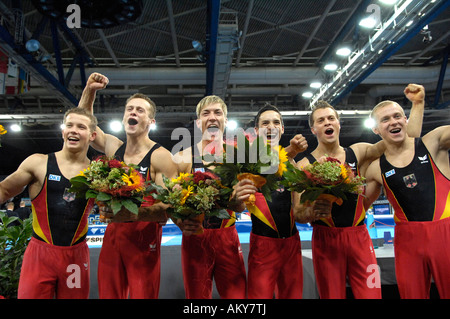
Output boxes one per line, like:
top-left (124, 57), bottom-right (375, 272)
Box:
top-left (312, 224), bottom-right (381, 299)
top-left (248, 232), bottom-right (303, 299)
top-left (181, 226), bottom-right (246, 299)
top-left (18, 237), bottom-right (90, 299)
top-left (97, 221), bottom-right (162, 299)
top-left (394, 217), bottom-right (450, 299)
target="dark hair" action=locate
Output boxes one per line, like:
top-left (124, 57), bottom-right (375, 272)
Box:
top-left (254, 103), bottom-right (283, 127)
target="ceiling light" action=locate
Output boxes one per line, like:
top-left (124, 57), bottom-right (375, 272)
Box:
top-left (150, 123), bottom-right (157, 131)
top-left (359, 17), bottom-right (377, 28)
top-left (227, 120), bottom-right (238, 130)
top-left (10, 124), bottom-right (21, 132)
top-left (364, 118), bottom-right (376, 129)
top-left (336, 47), bottom-right (352, 56)
top-left (379, 0), bottom-right (397, 5)
top-left (310, 82), bottom-right (322, 88)
top-left (302, 92), bottom-right (313, 98)
top-left (192, 40), bottom-right (203, 53)
top-left (406, 20), bottom-right (414, 27)
top-left (324, 63), bottom-right (338, 71)
top-left (25, 39), bottom-right (40, 52)
top-left (109, 120), bottom-right (122, 132)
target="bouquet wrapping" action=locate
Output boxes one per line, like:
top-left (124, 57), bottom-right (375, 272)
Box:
top-left (282, 156), bottom-right (365, 205)
top-left (148, 170), bottom-right (233, 234)
top-left (69, 156), bottom-right (147, 217)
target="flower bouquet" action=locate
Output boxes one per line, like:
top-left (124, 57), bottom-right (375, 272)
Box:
top-left (282, 156), bottom-right (365, 205)
top-left (209, 130), bottom-right (289, 205)
top-left (68, 156), bottom-right (146, 217)
top-left (0, 124), bottom-right (7, 147)
top-left (147, 170), bottom-right (233, 234)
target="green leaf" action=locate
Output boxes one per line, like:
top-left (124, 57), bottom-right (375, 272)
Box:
top-left (122, 199), bottom-right (139, 215)
top-left (96, 192), bottom-right (112, 201)
top-left (110, 200), bottom-right (122, 215)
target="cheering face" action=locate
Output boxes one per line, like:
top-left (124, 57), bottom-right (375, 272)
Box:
top-left (62, 113), bottom-right (96, 152)
top-left (122, 98), bottom-right (155, 136)
top-left (255, 110), bottom-right (284, 144)
top-left (310, 107), bottom-right (341, 144)
top-left (372, 103), bottom-right (408, 144)
top-left (196, 102), bottom-right (227, 141)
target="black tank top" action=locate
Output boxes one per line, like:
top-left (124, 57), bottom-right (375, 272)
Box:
top-left (380, 138), bottom-right (450, 222)
top-left (114, 142), bottom-right (161, 181)
top-left (31, 153), bottom-right (94, 246)
top-left (305, 148), bottom-right (366, 227)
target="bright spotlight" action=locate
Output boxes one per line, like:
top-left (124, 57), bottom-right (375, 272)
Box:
top-left (310, 82), bottom-right (322, 88)
top-left (324, 63), bottom-right (338, 71)
top-left (10, 124), bottom-right (21, 132)
top-left (302, 92), bottom-right (313, 98)
top-left (227, 120), bottom-right (238, 130)
top-left (364, 118), bottom-right (376, 129)
top-left (336, 47), bottom-right (351, 56)
top-left (359, 17), bottom-right (377, 28)
top-left (109, 120), bottom-right (123, 132)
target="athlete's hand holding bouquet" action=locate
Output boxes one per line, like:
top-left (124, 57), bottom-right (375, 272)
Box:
top-left (69, 156), bottom-right (148, 223)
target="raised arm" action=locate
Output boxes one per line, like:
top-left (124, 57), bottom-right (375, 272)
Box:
top-left (77, 72), bottom-right (122, 155)
top-left (285, 134), bottom-right (308, 160)
top-left (404, 83), bottom-right (425, 138)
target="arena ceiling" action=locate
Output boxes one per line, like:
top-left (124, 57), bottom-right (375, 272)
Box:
top-left (0, 0), bottom-right (449, 175)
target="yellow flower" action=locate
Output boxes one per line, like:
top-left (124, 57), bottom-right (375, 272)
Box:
top-left (122, 168), bottom-right (145, 191)
top-left (78, 167), bottom-right (90, 177)
top-left (340, 164), bottom-right (353, 183)
top-left (276, 145), bottom-right (288, 176)
top-left (172, 172), bottom-right (190, 184)
top-left (0, 125), bottom-right (7, 135)
top-left (180, 185), bottom-right (193, 205)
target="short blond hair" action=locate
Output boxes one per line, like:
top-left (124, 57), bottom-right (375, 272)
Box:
top-left (196, 95), bottom-right (228, 118)
top-left (370, 100), bottom-right (405, 120)
top-left (64, 108), bottom-right (98, 132)
top-left (126, 93), bottom-right (157, 119)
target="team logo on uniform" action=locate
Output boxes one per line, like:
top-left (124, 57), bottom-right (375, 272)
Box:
top-left (139, 166), bottom-right (148, 174)
top-left (418, 154), bottom-right (429, 164)
top-left (63, 187), bottom-right (76, 202)
top-left (385, 169), bottom-right (395, 178)
top-left (49, 174), bottom-right (61, 181)
top-left (403, 174), bottom-right (417, 188)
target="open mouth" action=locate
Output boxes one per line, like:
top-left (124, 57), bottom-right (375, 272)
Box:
top-left (206, 124), bottom-right (220, 134)
top-left (128, 118), bottom-right (138, 125)
top-left (389, 128), bottom-right (401, 134)
top-left (68, 136), bottom-right (79, 142)
top-left (325, 128), bottom-right (334, 135)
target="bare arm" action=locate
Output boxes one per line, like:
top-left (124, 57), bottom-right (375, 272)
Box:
top-left (0, 154), bottom-right (45, 203)
top-left (285, 134), bottom-right (308, 160)
top-left (77, 72), bottom-right (122, 155)
top-left (363, 159), bottom-right (383, 211)
top-left (404, 83), bottom-right (425, 138)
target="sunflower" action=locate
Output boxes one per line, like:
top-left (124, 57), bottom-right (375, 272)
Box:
top-left (276, 145), bottom-right (288, 176)
top-left (0, 125), bottom-right (7, 135)
top-left (122, 168), bottom-right (145, 192)
top-left (180, 185), bottom-right (193, 205)
top-left (171, 172), bottom-right (191, 184)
